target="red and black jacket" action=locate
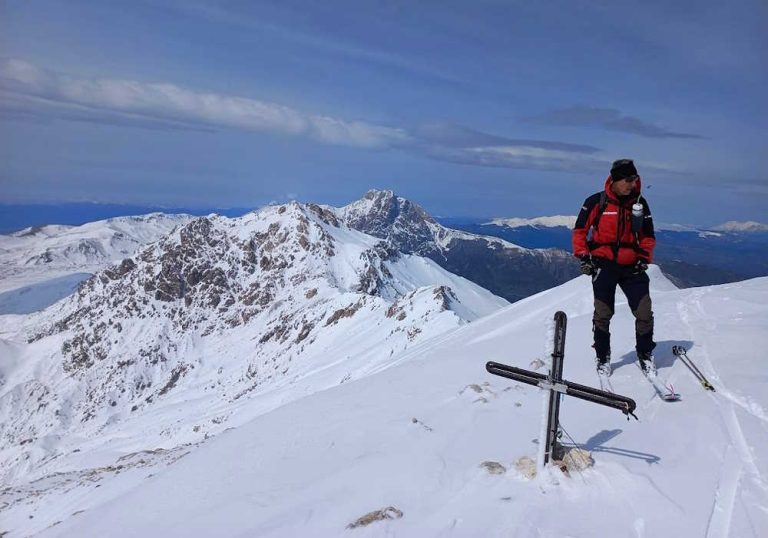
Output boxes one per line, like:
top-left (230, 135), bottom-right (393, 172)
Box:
top-left (572, 176), bottom-right (656, 265)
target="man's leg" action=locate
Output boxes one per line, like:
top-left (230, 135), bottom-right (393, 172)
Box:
top-left (592, 263), bottom-right (618, 359)
top-left (619, 270), bottom-right (656, 355)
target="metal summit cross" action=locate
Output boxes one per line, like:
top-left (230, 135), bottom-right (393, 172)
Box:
top-left (486, 311), bottom-right (637, 465)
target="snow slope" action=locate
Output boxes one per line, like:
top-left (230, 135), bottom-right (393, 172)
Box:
top-left (0, 273), bottom-right (91, 315)
top-left (4, 268), bottom-right (766, 537)
top-left (0, 213), bottom-right (192, 313)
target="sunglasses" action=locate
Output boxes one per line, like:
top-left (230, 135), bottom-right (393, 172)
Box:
top-left (621, 175), bottom-right (639, 183)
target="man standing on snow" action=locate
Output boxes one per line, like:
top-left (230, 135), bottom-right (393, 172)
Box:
top-left (572, 159), bottom-right (657, 378)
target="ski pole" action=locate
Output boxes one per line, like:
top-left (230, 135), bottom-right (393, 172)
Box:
top-left (672, 346), bottom-right (715, 391)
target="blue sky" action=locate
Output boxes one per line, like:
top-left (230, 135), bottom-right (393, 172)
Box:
top-left (1, 0), bottom-right (766, 225)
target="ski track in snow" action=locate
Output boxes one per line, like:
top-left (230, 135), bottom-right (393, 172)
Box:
top-left (706, 400), bottom-right (768, 538)
top-left (676, 291), bottom-right (768, 537)
top-left (679, 298), bottom-right (768, 425)
top-left (721, 403), bottom-right (767, 492)
top-left (706, 444), bottom-right (742, 538)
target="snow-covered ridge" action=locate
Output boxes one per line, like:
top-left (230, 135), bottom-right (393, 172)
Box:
top-left (1, 212), bottom-right (192, 267)
top-left (486, 215), bottom-right (577, 228)
top-left (486, 215), bottom-right (768, 235)
top-left (0, 212), bottom-right (193, 295)
top-left (711, 220), bottom-right (768, 233)
top-left (0, 201), bottom-right (507, 487)
top-left (486, 215), bottom-right (707, 233)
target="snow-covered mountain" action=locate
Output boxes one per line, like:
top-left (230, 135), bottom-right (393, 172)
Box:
top-left (3, 267), bottom-right (766, 537)
top-left (338, 190), bottom-right (579, 302)
top-left (340, 190), bottom-right (525, 253)
top-left (486, 214), bottom-right (768, 236)
top-left (0, 201), bottom-right (507, 488)
top-left (0, 213), bottom-right (193, 313)
top-left (487, 215), bottom-right (577, 228)
top-left (711, 220), bottom-right (768, 233)
top-left (486, 214), bottom-right (714, 234)
top-left (1, 213), bottom-right (192, 274)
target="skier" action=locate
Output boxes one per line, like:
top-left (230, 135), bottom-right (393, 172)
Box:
top-left (572, 159), bottom-right (657, 378)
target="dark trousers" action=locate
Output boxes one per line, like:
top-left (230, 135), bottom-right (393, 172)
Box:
top-left (592, 260), bottom-right (655, 359)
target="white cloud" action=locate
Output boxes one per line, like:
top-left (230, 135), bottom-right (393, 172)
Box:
top-left (1, 58), bottom-right (631, 175)
top-left (0, 58), bottom-right (408, 149)
top-left (418, 144), bottom-right (609, 174)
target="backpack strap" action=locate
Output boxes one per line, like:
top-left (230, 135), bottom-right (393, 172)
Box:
top-left (591, 191), bottom-right (608, 231)
top-left (587, 192), bottom-right (643, 257)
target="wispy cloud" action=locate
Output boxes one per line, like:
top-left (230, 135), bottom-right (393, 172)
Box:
top-left (0, 58), bottom-right (409, 148)
top-left (1, 58), bottom-right (620, 174)
top-left (416, 144), bottom-right (610, 174)
top-left (525, 106), bottom-right (707, 139)
top-left (411, 122), bottom-right (600, 154)
top-left (406, 122), bottom-right (608, 173)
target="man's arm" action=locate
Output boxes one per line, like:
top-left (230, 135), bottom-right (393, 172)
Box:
top-left (638, 197), bottom-right (656, 262)
top-left (572, 193), bottom-right (600, 258)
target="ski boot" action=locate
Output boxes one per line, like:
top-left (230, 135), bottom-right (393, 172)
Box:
top-left (595, 354), bottom-right (612, 377)
top-left (638, 351), bottom-right (657, 378)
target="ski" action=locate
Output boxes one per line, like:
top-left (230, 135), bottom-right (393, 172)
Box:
top-left (672, 346), bottom-right (715, 392)
top-left (637, 362), bottom-right (680, 401)
top-left (597, 371), bottom-right (616, 394)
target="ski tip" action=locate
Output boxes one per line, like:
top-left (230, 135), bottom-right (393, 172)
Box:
top-left (662, 392), bottom-right (682, 402)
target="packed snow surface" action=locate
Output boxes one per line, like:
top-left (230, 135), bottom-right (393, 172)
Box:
top-left (3, 266), bottom-right (766, 537)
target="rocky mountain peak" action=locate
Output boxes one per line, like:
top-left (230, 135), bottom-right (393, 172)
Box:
top-left (359, 189), bottom-right (435, 225)
top-left (336, 191), bottom-right (582, 304)
top-left (340, 190), bottom-right (437, 254)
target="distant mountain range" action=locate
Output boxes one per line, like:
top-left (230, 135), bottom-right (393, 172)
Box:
top-left (483, 215), bottom-right (768, 234)
top-left (4, 193), bottom-right (765, 313)
top-left (0, 192), bottom-right (582, 310)
top-left (440, 216), bottom-right (768, 288)
top-left (0, 203), bottom-right (250, 234)
top-left (710, 221), bottom-right (768, 233)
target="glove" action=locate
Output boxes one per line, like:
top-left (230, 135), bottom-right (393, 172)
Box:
top-left (634, 259), bottom-right (648, 273)
top-left (579, 256), bottom-right (596, 276)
